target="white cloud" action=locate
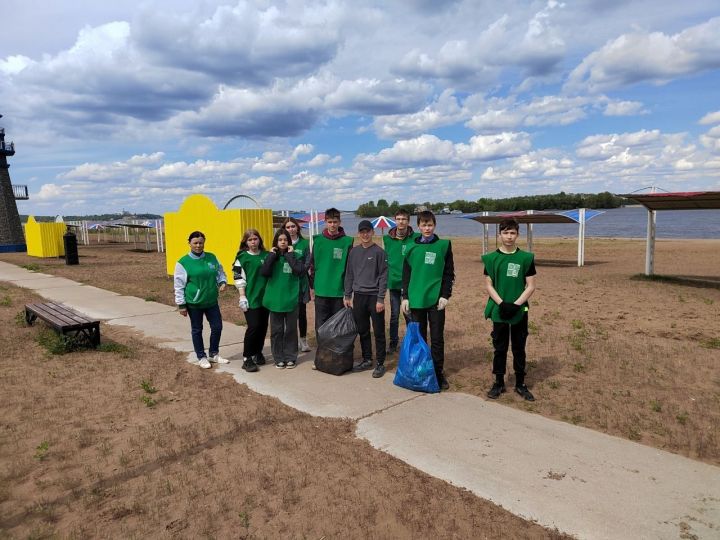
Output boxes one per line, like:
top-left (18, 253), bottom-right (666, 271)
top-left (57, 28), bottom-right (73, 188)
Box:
top-left (699, 111), bottom-right (720, 125)
top-left (566, 17), bottom-right (720, 93)
top-left (700, 125), bottom-right (720, 151)
top-left (0, 55), bottom-right (34, 75)
top-left (175, 79), bottom-right (327, 137)
top-left (372, 89), bottom-right (464, 139)
top-left (36, 183), bottom-right (65, 201)
top-left (325, 78), bottom-right (430, 115)
top-left (133, 2), bottom-right (341, 85)
top-left (604, 100), bottom-right (647, 116)
top-left (359, 132), bottom-right (530, 168)
top-left (305, 154), bottom-right (336, 167)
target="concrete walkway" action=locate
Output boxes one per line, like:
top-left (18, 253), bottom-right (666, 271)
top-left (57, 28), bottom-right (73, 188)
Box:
top-left (1, 260), bottom-right (718, 540)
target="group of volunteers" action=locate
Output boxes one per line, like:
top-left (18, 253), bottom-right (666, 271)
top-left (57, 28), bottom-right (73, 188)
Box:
top-left (173, 207), bottom-right (537, 400)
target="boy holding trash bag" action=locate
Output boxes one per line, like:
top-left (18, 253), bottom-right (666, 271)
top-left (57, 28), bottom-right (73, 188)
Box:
top-left (402, 210), bottom-right (455, 391)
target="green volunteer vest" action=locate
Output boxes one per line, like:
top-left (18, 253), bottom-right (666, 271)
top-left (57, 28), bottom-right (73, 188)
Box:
top-left (405, 239), bottom-right (450, 309)
top-left (234, 250), bottom-right (268, 309)
top-left (481, 248), bottom-right (535, 324)
top-left (262, 253), bottom-right (300, 313)
top-left (178, 252), bottom-right (222, 309)
top-left (383, 231), bottom-right (420, 290)
top-left (311, 234), bottom-right (354, 297)
top-left (293, 237), bottom-right (310, 293)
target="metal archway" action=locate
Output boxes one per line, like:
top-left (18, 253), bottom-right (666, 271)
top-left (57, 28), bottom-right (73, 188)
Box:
top-left (223, 194), bottom-right (261, 210)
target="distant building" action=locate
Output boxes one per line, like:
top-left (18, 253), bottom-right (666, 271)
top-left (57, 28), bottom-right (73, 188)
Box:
top-left (414, 205), bottom-right (428, 213)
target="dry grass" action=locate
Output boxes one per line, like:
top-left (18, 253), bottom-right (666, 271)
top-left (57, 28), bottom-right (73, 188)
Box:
top-left (2, 237), bottom-right (719, 466)
top-left (0, 283), bottom-right (566, 539)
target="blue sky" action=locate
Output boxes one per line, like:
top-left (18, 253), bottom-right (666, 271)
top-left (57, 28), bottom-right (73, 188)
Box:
top-left (2, 0), bottom-right (720, 215)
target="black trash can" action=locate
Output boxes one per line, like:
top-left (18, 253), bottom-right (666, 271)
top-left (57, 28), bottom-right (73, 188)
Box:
top-left (63, 231), bottom-right (79, 265)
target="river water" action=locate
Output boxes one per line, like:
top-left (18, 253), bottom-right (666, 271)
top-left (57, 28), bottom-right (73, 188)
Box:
top-left (334, 207), bottom-right (720, 239)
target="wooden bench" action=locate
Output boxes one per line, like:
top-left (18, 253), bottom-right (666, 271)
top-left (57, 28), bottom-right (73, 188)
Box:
top-left (25, 302), bottom-right (101, 348)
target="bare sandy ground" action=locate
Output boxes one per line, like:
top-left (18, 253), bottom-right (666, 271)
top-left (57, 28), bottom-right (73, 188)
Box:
top-left (1, 236), bottom-right (718, 467)
top-left (0, 283), bottom-right (567, 539)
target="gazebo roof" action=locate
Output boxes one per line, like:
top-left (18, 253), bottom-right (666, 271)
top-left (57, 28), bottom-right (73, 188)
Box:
top-left (619, 191), bottom-right (720, 210)
top-left (462, 209), bottom-right (604, 224)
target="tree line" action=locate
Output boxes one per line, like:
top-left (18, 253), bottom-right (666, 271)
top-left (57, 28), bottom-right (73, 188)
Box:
top-left (355, 191), bottom-right (624, 217)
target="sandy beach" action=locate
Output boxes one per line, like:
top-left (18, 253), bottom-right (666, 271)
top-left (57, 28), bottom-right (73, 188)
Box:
top-left (1, 236), bottom-right (718, 537)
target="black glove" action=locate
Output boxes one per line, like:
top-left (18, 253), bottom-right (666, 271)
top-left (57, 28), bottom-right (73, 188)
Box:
top-left (499, 301), bottom-right (521, 320)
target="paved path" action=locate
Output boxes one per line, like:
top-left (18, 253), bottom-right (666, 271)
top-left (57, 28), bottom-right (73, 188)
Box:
top-left (2, 260), bottom-right (719, 540)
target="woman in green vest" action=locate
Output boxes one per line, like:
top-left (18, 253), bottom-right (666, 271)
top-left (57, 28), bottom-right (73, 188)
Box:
top-left (260, 229), bottom-right (306, 369)
top-left (174, 231), bottom-right (229, 369)
top-left (282, 217), bottom-right (312, 352)
top-left (232, 229), bottom-right (269, 373)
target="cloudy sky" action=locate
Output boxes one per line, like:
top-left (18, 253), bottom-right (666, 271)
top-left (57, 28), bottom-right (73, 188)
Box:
top-left (2, 0), bottom-right (720, 215)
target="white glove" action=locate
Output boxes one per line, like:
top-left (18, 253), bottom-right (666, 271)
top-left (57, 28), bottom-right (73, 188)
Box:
top-left (239, 296), bottom-right (249, 312)
top-left (401, 299), bottom-right (410, 315)
top-left (437, 297), bottom-right (448, 310)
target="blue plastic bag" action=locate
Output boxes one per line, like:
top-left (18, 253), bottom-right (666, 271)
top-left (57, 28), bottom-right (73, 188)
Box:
top-left (393, 322), bottom-right (439, 393)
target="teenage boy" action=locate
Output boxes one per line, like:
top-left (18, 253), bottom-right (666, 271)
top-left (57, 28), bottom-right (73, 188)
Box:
top-left (402, 210), bottom-right (455, 391)
top-left (383, 209), bottom-right (419, 353)
top-left (482, 218), bottom-right (537, 401)
top-left (344, 220), bottom-right (389, 378)
top-left (310, 207), bottom-right (354, 334)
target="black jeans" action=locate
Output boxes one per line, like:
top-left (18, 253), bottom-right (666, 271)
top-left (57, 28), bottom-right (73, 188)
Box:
top-left (410, 307), bottom-right (445, 376)
top-left (314, 296), bottom-right (344, 335)
top-left (298, 301), bottom-right (307, 338)
top-left (388, 289), bottom-right (409, 346)
top-left (270, 308), bottom-right (299, 364)
top-left (187, 304), bottom-right (222, 360)
top-left (492, 313), bottom-right (529, 382)
top-left (243, 306), bottom-right (269, 359)
top-left (352, 293), bottom-right (386, 364)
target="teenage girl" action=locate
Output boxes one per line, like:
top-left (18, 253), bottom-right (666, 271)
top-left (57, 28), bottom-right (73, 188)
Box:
top-left (260, 229), bottom-right (305, 368)
top-left (232, 229), bottom-right (269, 372)
top-left (282, 217), bottom-right (312, 352)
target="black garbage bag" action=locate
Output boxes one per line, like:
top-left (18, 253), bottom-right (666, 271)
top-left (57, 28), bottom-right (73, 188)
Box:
top-left (315, 307), bottom-right (357, 375)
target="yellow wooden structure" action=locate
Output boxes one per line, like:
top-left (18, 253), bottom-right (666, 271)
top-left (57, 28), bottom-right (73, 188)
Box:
top-left (164, 195), bottom-right (273, 285)
top-left (25, 216), bottom-right (67, 257)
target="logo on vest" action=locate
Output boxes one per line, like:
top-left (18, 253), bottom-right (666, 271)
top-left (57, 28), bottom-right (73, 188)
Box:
top-left (424, 252), bottom-right (436, 264)
top-left (283, 262), bottom-right (292, 273)
top-left (333, 248), bottom-right (343, 259)
top-left (506, 262), bottom-right (520, 277)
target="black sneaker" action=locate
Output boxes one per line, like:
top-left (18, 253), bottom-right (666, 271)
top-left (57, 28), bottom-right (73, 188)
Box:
top-left (372, 364), bottom-right (386, 378)
top-left (353, 359), bottom-right (373, 372)
top-left (242, 358), bottom-right (258, 373)
top-left (254, 353), bottom-right (266, 366)
top-left (386, 343), bottom-right (398, 354)
top-left (438, 373), bottom-right (450, 391)
top-left (487, 382), bottom-right (506, 399)
top-left (515, 384), bottom-right (535, 401)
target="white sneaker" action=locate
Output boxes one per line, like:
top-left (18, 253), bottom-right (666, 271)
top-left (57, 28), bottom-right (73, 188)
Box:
top-left (210, 354), bottom-right (229, 364)
top-left (198, 357), bottom-right (212, 369)
top-left (299, 338), bottom-right (311, 352)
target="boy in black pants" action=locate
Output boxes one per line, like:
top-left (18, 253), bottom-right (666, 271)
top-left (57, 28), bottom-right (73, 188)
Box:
top-left (402, 210), bottom-right (455, 390)
top-left (344, 220), bottom-right (388, 378)
top-left (482, 218), bottom-right (537, 401)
